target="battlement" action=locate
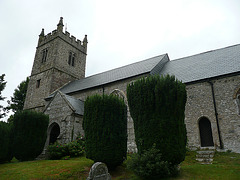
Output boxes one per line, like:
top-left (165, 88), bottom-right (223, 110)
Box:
top-left (37, 17), bottom-right (87, 53)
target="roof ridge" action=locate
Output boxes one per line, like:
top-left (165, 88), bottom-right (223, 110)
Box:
top-left (84, 54), bottom-right (167, 79)
top-left (58, 91), bottom-right (76, 112)
top-left (171, 44), bottom-right (240, 62)
top-left (64, 93), bottom-right (84, 102)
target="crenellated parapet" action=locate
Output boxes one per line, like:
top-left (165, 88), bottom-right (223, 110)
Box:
top-left (37, 17), bottom-right (87, 54)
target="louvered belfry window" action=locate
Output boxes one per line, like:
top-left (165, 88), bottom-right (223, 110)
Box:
top-left (41, 48), bottom-right (48, 63)
top-left (68, 52), bottom-right (75, 66)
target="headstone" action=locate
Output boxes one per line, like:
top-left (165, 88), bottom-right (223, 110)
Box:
top-left (87, 162), bottom-right (111, 180)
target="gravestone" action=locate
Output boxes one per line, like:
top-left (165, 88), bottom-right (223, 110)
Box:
top-left (87, 162), bottom-right (111, 180)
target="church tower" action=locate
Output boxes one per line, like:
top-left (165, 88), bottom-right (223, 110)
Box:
top-left (24, 17), bottom-right (87, 111)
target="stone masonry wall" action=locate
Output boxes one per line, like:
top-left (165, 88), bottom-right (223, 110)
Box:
top-left (43, 72), bottom-right (240, 153)
top-left (68, 74), bottom-right (240, 153)
top-left (69, 74), bottom-right (148, 153)
top-left (24, 29), bottom-right (87, 110)
top-left (213, 75), bottom-right (240, 152)
top-left (44, 92), bottom-right (84, 145)
top-left (54, 37), bottom-right (86, 80)
top-left (24, 70), bottom-right (53, 110)
top-left (185, 75), bottom-right (240, 153)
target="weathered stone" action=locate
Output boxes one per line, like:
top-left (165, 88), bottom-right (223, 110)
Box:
top-left (87, 162), bottom-right (111, 180)
top-left (196, 149), bottom-right (215, 165)
top-left (186, 76), bottom-right (240, 153)
top-left (24, 17), bottom-right (87, 111)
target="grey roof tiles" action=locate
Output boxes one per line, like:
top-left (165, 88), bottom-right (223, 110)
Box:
top-left (159, 44), bottom-right (240, 83)
top-left (57, 54), bottom-right (167, 95)
top-left (49, 44), bottom-right (240, 99)
top-left (63, 93), bottom-right (84, 115)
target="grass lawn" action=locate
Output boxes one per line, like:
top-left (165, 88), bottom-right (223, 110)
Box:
top-left (0, 151), bottom-right (239, 180)
top-left (0, 157), bottom-right (93, 180)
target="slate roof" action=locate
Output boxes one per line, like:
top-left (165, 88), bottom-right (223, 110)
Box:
top-left (62, 93), bottom-right (84, 115)
top-left (53, 54), bottom-right (168, 96)
top-left (158, 44), bottom-right (240, 83)
top-left (48, 44), bottom-right (240, 99)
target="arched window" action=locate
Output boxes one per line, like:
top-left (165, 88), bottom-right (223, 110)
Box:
top-left (110, 89), bottom-right (127, 104)
top-left (199, 117), bottom-right (214, 147)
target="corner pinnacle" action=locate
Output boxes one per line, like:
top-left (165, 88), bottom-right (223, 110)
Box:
top-left (57, 17), bottom-right (64, 32)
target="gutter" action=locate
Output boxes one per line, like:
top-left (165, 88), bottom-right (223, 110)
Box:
top-left (208, 81), bottom-right (224, 149)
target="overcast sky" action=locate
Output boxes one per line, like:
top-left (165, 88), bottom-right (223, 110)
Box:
top-left (0, 0), bottom-right (240, 121)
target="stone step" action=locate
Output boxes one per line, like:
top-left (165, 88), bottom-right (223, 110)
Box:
top-left (196, 158), bottom-right (213, 162)
top-left (200, 162), bottom-right (212, 165)
top-left (196, 150), bottom-right (215, 155)
top-left (196, 154), bottom-right (214, 158)
top-left (196, 149), bottom-right (215, 165)
top-left (200, 147), bottom-right (215, 150)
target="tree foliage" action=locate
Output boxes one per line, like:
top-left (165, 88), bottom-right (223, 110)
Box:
top-left (0, 74), bottom-right (7, 119)
top-left (12, 110), bottom-right (49, 161)
top-left (7, 77), bottom-right (29, 113)
top-left (0, 121), bottom-right (13, 163)
top-left (127, 75), bottom-right (187, 165)
top-left (83, 94), bottom-right (127, 168)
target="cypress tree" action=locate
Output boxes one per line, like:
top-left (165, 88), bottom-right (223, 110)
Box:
top-left (83, 94), bottom-right (127, 168)
top-left (0, 121), bottom-right (13, 163)
top-left (12, 110), bottom-right (49, 161)
top-left (127, 75), bottom-right (187, 165)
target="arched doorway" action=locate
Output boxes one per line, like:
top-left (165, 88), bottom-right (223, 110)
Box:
top-left (199, 117), bottom-right (214, 147)
top-left (49, 123), bottom-right (60, 145)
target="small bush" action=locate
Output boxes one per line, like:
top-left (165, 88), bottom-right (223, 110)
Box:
top-left (68, 140), bottom-right (85, 157)
top-left (48, 142), bottom-right (68, 160)
top-left (127, 145), bottom-right (179, 179)
top-left (48, 135), bottom-right (85, 160)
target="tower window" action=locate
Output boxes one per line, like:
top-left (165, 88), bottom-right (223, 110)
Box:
top-left (36, 79), bottom-right (41, 88)
top-left (42, 49), bottom-right (48, 63)
top-left (68, 52), bottom-right (75, 66)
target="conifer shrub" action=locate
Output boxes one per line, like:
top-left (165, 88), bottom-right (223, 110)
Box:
top-left (0, 121), bottom-right (13, 163)
top-left (127, 75), bottom-right (187, 166)
top-left (12, 110), bottom-right (49, 161)
top-left (83, 94), bottom-right (127, 168)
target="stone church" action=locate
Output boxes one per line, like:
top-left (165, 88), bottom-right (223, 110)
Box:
top-left (24, 17), bottom-right (240, 154)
